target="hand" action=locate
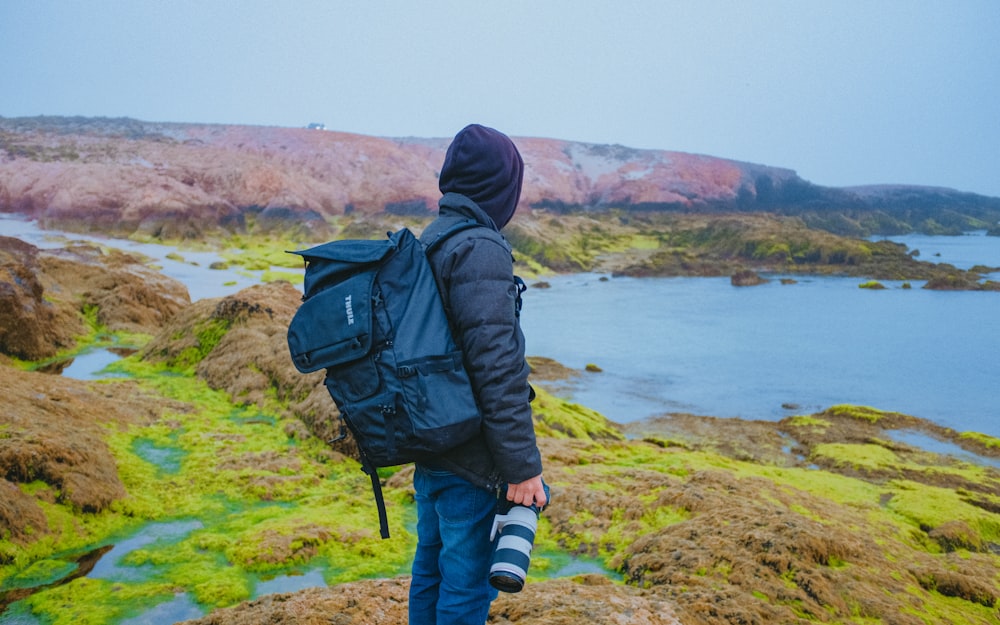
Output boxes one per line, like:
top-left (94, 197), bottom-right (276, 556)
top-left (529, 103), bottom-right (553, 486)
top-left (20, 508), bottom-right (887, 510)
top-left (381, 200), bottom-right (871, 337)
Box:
top-left (507, 474), bottom-right (547, 509)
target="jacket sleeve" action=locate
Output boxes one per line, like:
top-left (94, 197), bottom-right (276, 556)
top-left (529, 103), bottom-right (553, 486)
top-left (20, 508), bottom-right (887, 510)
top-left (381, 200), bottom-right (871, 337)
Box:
top-left (439, 234), bottom-right (543, 484)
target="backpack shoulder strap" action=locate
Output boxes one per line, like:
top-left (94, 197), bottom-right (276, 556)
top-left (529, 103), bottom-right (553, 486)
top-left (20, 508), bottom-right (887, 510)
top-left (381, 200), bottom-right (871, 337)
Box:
top-left (423, 219), bottom-right (484, 254)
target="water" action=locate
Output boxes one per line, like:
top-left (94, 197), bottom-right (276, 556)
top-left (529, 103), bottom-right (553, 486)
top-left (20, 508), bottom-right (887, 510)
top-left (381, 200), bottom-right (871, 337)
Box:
top-left (253, 569), bottom-right (327, 598)
top-left (5, 214), bottom-right (997, 438)
top-left (59, 348), bottom-right (122, 380)
top-left (0, 214), bottom-right (265, 301)
top-left (0, 521), bottom-right (205, 624)
top-left (888, 430), bottom-right (1000, 470)
top-left (118, 594), bottom-right (202, 625)
top-left (872, 230), bottom-right (1000, 273)
top-left (521, 235), bottom-right (1000, 438)
top-left (88, 520), bottom-right (203, 581)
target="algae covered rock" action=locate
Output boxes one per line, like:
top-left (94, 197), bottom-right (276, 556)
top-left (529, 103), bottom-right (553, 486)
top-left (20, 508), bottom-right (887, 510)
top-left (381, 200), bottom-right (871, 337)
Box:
top-left (730, 268), bottom-right (768, 286)
top-left (0, 236), bottom-right (190, 360)
top-left (0, 236), bottom-right (82, 360)
top-left (137, 280), bottom-right (344, 449)
top-left (0, 366), bottom-right (150, 530)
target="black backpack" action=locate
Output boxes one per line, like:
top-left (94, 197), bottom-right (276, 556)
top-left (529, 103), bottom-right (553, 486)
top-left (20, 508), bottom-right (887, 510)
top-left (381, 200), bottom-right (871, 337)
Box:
top-left (287, 221), bottom-right (482, 538)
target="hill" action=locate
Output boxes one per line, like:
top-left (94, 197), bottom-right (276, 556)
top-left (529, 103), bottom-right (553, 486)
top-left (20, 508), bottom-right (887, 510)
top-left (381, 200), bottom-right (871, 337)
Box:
top-left (2, 116), bottom-right (999, 239)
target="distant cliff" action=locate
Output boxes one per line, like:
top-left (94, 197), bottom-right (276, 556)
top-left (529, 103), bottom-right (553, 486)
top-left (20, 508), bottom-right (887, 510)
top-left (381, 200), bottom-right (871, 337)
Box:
top-left (2, 116), bottom-right (998, 237)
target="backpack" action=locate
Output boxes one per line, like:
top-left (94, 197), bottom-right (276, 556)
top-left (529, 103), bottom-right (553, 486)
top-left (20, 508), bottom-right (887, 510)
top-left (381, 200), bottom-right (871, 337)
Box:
top-left (287, 221), bottom-right (483, 538)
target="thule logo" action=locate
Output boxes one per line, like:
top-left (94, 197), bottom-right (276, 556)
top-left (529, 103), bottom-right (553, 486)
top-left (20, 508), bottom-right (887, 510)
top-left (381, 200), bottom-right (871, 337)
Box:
top-left (344, 294), bottom-right (355, 325)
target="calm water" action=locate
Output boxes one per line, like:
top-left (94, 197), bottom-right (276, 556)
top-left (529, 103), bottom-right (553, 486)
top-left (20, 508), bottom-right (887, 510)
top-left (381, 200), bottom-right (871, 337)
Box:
top-left (521, 232), bottom-right (1000, 438)
top-left (3, 214), bottom-right (997, 437)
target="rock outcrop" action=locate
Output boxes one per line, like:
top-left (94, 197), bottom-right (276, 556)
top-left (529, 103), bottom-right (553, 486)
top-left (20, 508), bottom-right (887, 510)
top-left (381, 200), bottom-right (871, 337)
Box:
top-left (0, 236), bottom-right (190, 360)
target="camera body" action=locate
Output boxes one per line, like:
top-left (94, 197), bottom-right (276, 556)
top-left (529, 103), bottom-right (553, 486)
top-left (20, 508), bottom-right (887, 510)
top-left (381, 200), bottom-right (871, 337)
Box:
top-left (489, 484), bottom-right (549, 593)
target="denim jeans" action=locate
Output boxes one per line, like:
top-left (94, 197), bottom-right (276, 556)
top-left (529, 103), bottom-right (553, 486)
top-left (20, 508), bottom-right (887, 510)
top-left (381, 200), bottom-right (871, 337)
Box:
top-left (409, 465), bottom-right (498, 625)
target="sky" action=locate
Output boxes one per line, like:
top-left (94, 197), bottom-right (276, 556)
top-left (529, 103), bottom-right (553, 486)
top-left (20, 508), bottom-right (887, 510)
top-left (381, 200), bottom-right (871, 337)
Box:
top-left (2, 0), bottom-right (998, 196)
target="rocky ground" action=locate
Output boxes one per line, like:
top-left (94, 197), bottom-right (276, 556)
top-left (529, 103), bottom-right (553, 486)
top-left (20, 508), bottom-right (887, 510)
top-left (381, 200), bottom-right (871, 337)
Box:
top-left (179, 575), bottom-right (682, 625)
top-left (1, 236), bottom-right (999, 624)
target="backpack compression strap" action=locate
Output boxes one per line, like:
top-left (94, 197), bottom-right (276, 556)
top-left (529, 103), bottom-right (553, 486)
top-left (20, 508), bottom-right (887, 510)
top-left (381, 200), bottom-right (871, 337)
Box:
top-left (359, 452), bottom-right (392, 539)
top-left (369, 467), bottom-right (390, 540)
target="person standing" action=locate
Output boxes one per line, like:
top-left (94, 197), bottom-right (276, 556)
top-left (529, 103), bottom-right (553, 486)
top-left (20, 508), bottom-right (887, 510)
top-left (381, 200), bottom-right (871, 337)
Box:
top-left (409, 124), bottom-right (547, 625)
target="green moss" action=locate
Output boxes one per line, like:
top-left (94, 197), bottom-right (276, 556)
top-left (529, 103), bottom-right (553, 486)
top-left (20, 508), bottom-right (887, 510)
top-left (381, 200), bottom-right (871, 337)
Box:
top-left (825, 405), bottom-right (889, 424)
top-left (629, 234), bottom-right (661, 250)
top-left (785, 415), bottom-right (831, 429)
top-left (23, 576), bottom-right (177, 625)
top-left (887, 480), bottom-right (1000, 545)
top-left (811, 443), bottom-right (900, 471)
top-left (959, 431), bottom-right (1000, 449)
top-left (221, 237), bottom-right (313, 271)
top-left (169, 317), bottom-right (231, 372)
top-left (530, 386), bottom-right (624, 441)
top-left (261, 269), bottom-right (303, 284)
top-left (2, 350), bottom-right (422, 615)
top-left (2, 557), bottom-right (77, 590)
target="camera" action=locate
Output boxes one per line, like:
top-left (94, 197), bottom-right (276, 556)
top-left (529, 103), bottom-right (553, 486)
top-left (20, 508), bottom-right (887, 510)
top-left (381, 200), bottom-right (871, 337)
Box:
top-left (488, 484), bottom-right (549, 593)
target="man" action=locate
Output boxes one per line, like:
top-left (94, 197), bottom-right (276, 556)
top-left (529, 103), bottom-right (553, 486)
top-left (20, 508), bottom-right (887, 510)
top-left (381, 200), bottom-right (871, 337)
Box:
top-left (410, 124), bottom-right (547, 625)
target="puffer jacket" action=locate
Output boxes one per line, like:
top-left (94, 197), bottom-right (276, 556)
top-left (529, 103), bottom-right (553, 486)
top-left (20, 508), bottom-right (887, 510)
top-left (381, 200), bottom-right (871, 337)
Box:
top-left (419, 193), bottom-right (543, 490)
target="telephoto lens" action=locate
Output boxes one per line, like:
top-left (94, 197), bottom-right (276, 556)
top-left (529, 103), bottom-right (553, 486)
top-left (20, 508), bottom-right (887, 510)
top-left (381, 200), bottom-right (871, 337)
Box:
top-left (489, 484), bottom-right (549, 593)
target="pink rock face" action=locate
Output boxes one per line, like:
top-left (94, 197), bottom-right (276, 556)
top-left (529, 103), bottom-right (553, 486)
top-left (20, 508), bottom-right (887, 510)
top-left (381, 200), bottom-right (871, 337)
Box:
top-left (0, 119), bottom-right (798, 234)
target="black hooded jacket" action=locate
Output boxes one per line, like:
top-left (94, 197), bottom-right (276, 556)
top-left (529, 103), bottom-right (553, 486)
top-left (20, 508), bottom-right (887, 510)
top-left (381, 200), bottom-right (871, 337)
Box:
top-left (419, 193), bottom-right (542, 490)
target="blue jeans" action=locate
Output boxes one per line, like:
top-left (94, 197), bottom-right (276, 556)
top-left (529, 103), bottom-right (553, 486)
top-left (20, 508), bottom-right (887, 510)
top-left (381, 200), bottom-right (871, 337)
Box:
top-left (409, 465), bottom-right (498, 625)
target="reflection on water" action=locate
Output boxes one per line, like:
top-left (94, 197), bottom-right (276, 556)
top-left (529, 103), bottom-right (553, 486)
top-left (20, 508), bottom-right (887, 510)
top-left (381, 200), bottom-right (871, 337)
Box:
top-left (88, 520), bottom-right (203, 581)
top-left (532, 551), bottom-right (623, 583)
top-left (0, 521), bottom-right (209, 623)
top-left (0, 546), bottom-right (112, 617)
top-left (58, 348), bottom-right (123, 380)
top-left (132, 438), bottom-right (185, 474)
top-left (254, 569), bottom-right (327, 598)
top-left (888, 430), bottom-right (1000, 469)
top-left (118, 593), bottom-right (203, 625)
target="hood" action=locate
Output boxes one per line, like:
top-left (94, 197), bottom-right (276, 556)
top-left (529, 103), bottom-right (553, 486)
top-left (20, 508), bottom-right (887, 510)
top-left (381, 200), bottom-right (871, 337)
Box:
top-left (438, 124), bottom-right (524, 229)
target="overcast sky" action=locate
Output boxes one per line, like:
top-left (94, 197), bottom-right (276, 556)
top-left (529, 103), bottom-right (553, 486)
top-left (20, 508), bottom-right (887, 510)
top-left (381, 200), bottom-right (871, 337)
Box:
top-left (2, 1), bottom-right (998, 196)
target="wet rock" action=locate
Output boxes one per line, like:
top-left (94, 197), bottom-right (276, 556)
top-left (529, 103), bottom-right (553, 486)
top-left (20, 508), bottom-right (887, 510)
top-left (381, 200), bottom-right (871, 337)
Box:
top-left (730, 269), bottom-right (767, 286)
